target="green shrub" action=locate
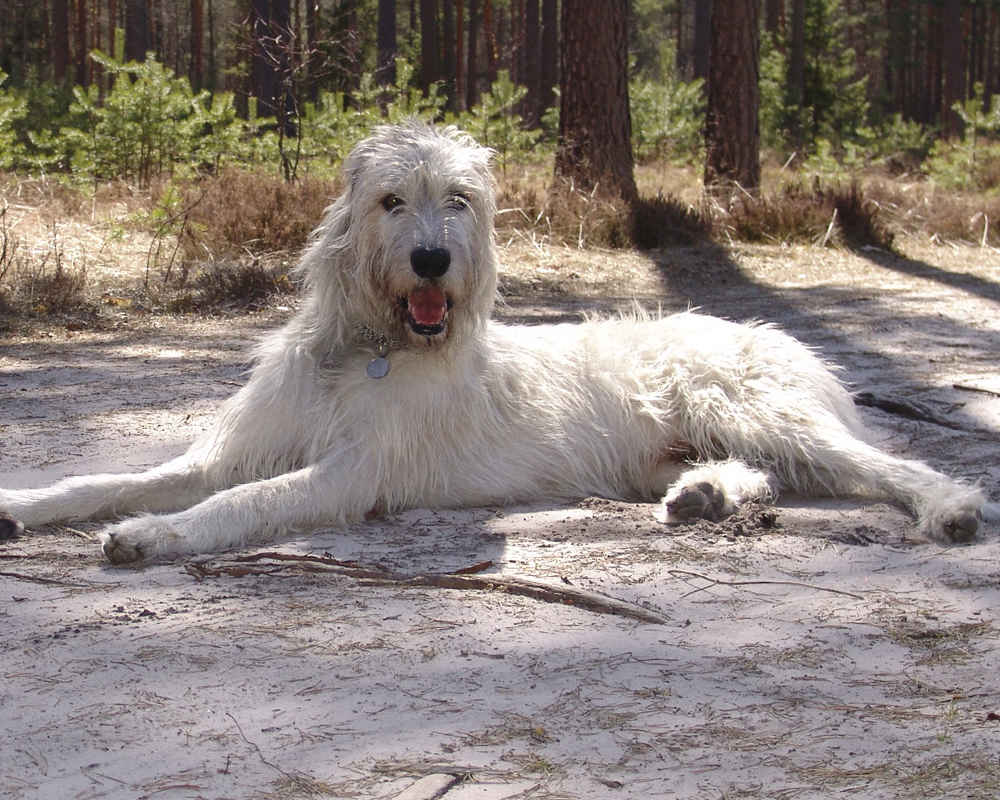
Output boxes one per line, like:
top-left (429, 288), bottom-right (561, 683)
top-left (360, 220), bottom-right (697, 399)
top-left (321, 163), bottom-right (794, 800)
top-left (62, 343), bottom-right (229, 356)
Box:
top-left (0, 70), bottom-right (27, 169)
top-left (451, 70), bottom-right (542, 174)
top-left (926, 85), bottom-right (1000, 191)
top-left (630, 75), bottom-right (705, 165)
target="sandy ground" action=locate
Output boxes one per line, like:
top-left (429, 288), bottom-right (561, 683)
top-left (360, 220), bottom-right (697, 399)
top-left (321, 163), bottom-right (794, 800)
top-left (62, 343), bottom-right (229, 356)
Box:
top-left (2, 237), bottom-right (1000, 800)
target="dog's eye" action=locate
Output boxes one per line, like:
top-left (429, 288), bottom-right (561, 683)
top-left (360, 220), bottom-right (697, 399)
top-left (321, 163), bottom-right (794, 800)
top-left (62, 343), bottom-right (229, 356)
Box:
top-left (447, 192), bottom-right (471, 211)
top-left (381, 194), bottom-right (404, 212)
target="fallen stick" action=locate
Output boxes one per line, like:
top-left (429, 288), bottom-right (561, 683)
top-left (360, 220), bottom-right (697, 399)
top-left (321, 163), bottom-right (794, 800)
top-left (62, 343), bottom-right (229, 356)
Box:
top-left (668, 568), bottom-right (865, 600)
top-left (185, 552), bottom-right (670, 625)
top-left (0, 570), bottom-right (90, 588)
top-left (952, 382), bottom-right (1000, 398)
top-left (854, 391), bottom-right (995, 437)
top-left (853, 391), bottom-right (964, 430)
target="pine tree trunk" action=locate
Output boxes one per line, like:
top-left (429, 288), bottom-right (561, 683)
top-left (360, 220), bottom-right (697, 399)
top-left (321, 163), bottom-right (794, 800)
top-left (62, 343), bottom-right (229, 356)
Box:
top-left (52, 0), bottom-right (70, 82)
top-left (377, 0), bottom-right (397, 85)
top-left (191, 0), bottom-right (203, 89)
top-left (554, 0), bottom-right (636, 202)
top-left (76, 0), bottom-right (89, 84)
top-left (125, 0), bottom-right (150, 61)
top-left (455, 1), bottom-right (465, 110)
top-left (787, 0), bottom-right (805, 145)
top-left (466, 0), bottom-right (480, 108)
top-left (250, 0), bottom-right (275, 114)
top-left (942, 0), bottom-right (965, 137)
top-left (539, 0), bottom-right (557, 112)
top-left (420, 0), bottom-right (440, 91)
top-left (764, 0), bottom-right (782, 34)
top-left (523, 0), bottom-right (539, 124)
top-left (306, 0), bottom-right (318, 100)
top-left (704, 0), bottom-right (760, 195)
top-left (693, 0), bottom-right (711, 83)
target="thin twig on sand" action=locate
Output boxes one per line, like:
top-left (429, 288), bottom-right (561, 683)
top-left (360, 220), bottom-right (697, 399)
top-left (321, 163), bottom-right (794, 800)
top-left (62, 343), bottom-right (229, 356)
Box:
top-left (185, 551), bottom-right (670, 625)
top-left (668, 568), bottom-right (865, 600)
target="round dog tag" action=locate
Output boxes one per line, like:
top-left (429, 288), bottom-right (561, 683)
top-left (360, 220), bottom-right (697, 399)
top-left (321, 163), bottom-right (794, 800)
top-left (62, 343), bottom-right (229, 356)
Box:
top-left (366, 356), bottom-right (390, 379)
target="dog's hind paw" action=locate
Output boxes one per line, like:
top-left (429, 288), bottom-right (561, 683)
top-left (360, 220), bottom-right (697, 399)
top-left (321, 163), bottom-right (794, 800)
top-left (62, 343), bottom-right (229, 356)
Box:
top-left (660, 481), bottom-right (728, 523)
top-left (0, 512), bottom-right (25, 540)
top-left (99, 516), bottom-right (183, 565)
top-left (941, 510), bottom-right (979, 543)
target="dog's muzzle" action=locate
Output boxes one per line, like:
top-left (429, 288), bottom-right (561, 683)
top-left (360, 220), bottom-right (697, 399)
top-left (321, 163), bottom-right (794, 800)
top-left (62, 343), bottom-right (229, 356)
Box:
top-left (404, 247), bottom-right (452, 337)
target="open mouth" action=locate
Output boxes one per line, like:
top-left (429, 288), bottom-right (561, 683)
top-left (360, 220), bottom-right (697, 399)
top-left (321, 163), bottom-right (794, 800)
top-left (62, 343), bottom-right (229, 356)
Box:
top-left (401, 285), bottom-right (452, 337)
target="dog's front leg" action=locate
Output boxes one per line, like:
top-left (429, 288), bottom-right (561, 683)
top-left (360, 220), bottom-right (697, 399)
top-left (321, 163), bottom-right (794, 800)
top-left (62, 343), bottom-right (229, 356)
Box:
top-left (1, 456), bottom-right (210, 529)
top-left (99, 459), bottom-right (376, 564)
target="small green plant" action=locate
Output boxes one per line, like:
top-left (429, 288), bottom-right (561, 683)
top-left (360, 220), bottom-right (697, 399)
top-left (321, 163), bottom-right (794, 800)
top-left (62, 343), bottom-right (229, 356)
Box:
top-left (55, 50), bottom-right (247, 187)
top-left (630, 75), bottom-right (705, 164)
top-left (926, 84), bottom-right (1000, 190)
top-left (453, 70), bottom-right (541, 174)
top-left (0, 70), bottom-right (27, 169)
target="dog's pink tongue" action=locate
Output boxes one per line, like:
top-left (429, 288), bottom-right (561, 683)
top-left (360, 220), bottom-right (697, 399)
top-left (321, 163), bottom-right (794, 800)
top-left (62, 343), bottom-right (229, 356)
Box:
top-left (408, 286), bottom-right (448, 325)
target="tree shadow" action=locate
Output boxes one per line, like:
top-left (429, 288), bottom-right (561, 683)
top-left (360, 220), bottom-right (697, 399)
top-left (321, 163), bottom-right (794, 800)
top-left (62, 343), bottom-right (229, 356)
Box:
top-left (855, 246), bottom-right (1000, 303)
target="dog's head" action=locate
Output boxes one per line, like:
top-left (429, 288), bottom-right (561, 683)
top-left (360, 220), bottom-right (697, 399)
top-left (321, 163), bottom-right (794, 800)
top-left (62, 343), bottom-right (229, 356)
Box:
top-left (301, 122), bottom-right (498, 351)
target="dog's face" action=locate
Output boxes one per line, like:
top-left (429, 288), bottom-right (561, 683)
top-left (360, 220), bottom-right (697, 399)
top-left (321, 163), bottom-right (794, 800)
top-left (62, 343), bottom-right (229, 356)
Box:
top-left (328, 123), bottom-right (499, 349)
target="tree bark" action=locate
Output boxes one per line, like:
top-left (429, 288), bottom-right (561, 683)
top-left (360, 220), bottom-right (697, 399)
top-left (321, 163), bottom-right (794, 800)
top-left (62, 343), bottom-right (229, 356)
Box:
top-left (554, 0), bottom-right (636, 203)
top-left (522, 0), bottom-right (539, 123)
top-left (539, 0), bottom-right (557, 112)
top-left (764, 0), bottom-right (782, 35)
top-left (76, 0), bottom-right (89, 84)
top-left (704, 0), bottom-right (760, 195)
top-left (787, 0), bottom-right (805, 146)
top-left (454, 0), bottom-right (465, 110)
top-left (466, 0), bottom-right (480, 108)
top-left (693, 0), bottom-right (711, 83)
top-left (250, 0), bottom-right (276, 114)
top-left (125, 0), bottom-right (150, 62)
top-left (52, 0), bottom-right (70, 82)
top-left (191, 0), bottom-right (204, 89)
top-left (419, 0), bottom-right (440, 91)
top-left (942, 0), bottom-right (965, 137)
top-left (377, 0), bottom-right (397, 85)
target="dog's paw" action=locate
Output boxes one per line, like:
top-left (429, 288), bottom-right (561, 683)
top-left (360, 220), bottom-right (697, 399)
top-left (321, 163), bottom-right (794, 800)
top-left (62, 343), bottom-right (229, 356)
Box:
top-left (921, 489), bottom-right (989, 545)
top-left (658, 481), bottom-right (728, 524)
top-left (1, 512), bottom-right (25, 540)
top-left (99, 516), bottom-right (184, 565)
top-left (925, 508), bottom-right (980, 544)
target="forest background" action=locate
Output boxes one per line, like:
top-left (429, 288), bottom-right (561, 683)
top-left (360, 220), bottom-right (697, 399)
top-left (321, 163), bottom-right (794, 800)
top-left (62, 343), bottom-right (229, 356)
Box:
top-left (1, 0), bottom-right (999, 319)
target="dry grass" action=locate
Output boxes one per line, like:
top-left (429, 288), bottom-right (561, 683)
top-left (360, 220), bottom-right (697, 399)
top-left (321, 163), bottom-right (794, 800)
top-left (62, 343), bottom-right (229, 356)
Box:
top-left (166, 257), bottom-right (297, 312)
top-left (177, 169), bottom-right (337, 260)
top-left (1, 157), bottom-right (997, 328)
top-left (0, 204), bottom-right (88, 320)
top-left (865, 180), bottom-right (1000, 246)
top-left (713, 181), bottom-right (896, 250)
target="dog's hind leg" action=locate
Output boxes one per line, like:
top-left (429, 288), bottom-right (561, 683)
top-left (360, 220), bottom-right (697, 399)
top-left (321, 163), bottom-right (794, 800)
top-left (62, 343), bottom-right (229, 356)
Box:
top-left (656, 460), bottom-right (778, 524)
top-left (0, 455), bottom-right (212, 529)
top-left (653, 426), bottom-right (992, 543)
top-left (776, 430), bottom-right (987, 544)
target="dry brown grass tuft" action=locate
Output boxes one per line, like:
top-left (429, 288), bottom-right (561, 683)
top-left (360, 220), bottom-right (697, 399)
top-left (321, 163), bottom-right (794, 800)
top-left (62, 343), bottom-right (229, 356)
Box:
top-left (715, 181), bottom-right (895, 250)
top-left (496, 164), bottom-right (710, 250)
top-left (865, 181), bottom-right (1000, 246)
top-left (178, 170), bottom-right (337, 259)
top-left (166, 257), bottom-right (296, 313)
top-left (0, 204), bottom-right (89, 317)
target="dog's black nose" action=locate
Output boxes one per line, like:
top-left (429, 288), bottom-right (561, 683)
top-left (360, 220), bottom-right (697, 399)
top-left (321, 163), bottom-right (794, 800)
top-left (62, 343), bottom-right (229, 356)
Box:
top-left (410, 247), bottom-right (451, 278)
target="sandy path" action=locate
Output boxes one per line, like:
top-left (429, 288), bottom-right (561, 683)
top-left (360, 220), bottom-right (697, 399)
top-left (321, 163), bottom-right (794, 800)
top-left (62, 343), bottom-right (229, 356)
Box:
top-left (1, 240), bottom-right (999, 799)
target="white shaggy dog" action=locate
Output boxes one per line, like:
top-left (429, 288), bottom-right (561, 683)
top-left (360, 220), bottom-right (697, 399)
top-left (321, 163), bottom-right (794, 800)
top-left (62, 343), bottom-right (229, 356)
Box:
top-left (1, 122), bottom-right (995, 562)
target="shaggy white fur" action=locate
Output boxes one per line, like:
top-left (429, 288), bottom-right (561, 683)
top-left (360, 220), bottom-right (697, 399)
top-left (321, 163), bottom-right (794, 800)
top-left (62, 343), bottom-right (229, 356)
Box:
top-left (1, 122), bottom-right (995, 562)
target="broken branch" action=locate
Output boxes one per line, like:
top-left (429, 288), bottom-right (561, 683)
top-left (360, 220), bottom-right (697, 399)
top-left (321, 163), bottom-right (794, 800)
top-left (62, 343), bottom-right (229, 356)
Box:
top-left (185, 552), bottom-right (669, 625)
